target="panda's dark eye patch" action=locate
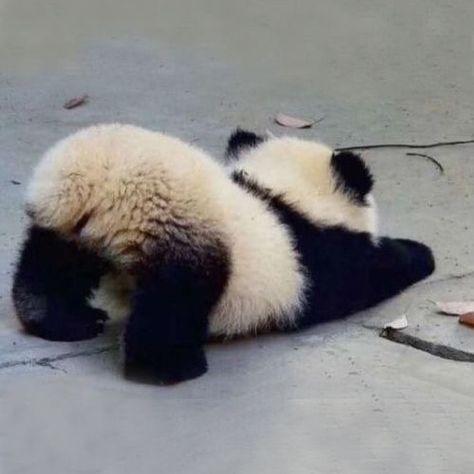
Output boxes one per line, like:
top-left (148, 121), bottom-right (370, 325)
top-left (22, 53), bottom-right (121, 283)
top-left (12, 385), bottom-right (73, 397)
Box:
top-left (226, 128), bottom-right (265, 159)
top-left (331, 151), bottom-right (374, 205)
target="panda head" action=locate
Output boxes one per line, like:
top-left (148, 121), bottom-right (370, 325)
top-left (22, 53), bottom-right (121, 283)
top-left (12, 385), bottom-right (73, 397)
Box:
top-left (26, 136), bottom-right (97, 235)
top-left (227, 129), bottom-right (377, 235)
top-left (24, 124), bottom-right (135, 239)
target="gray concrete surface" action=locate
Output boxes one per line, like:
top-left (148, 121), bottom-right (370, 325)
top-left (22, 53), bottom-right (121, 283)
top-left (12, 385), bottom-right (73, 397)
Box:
top-left (1, 0), bottom-right (474, 472)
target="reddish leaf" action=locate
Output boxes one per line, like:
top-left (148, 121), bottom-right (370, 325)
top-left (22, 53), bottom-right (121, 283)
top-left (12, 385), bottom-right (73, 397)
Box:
top-left (63, 94), bottom-right (89, 110)
top-left (459, 312), bottom-right (474, 328)
top-left (435, 301), bottom-right (474, 316)
top-left (274, 113), bottom-right (315, 129)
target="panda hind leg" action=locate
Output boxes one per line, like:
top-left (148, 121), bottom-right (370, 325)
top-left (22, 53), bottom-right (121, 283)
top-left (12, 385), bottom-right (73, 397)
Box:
top-left (368, 237), bottom-right (435, 306)
top-left (124, 239), bottom-right (230, 384)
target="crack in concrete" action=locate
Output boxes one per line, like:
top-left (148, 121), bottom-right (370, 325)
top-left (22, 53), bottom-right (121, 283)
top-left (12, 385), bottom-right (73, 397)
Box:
top-left (419, 270), bottom-right (474, 287)
top-left (379, 328), bottom-right (474, 362)
top-left (0, 344), bottom-right (117, 371)
top-left (35, 359), bottom-right (68, 373)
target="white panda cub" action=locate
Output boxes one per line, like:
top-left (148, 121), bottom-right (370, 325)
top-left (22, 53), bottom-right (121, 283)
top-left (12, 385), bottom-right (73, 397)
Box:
top-left (12, 124), bottom-right (435, 383)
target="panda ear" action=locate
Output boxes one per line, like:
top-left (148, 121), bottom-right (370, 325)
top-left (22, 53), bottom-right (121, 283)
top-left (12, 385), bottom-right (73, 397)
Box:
top-left (331, 151), bottom-right (374, 203)
top-left (226, 128), bottom-right (265, 159)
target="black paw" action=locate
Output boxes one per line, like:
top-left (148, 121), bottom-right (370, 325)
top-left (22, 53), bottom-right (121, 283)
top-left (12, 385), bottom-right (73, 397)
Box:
top-left (124, 347), bottom-right (208, 385)
top-left (394, 238), bottom-right (435, 280)
top-left (24, 306), bottom-right (108, 342)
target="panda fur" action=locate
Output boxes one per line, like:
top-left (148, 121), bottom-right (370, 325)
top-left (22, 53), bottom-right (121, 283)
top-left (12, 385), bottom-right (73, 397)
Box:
top-left (12, 124), bottom-right (435, 383)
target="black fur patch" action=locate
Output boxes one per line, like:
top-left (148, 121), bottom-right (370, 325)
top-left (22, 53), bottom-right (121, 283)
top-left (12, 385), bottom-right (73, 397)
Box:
top-left (368, 237), bottom-right (435, 307)
top-left (233, 173), bottom-right (435, 327)
top-left (232, 170), bottom-right (277, 202)
top-left (12, 226), bottom-right (109, 341)
top-left (331, 151), bottom-right (374, 204)
top-left (124, 236), bottom-right (231, 384)
top-left (226, 128), bottom-right (265, 158)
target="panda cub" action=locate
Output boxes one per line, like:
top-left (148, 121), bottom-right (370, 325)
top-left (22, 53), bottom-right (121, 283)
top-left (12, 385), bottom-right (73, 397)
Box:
top-left (12, 124), bottom-right (435, 383)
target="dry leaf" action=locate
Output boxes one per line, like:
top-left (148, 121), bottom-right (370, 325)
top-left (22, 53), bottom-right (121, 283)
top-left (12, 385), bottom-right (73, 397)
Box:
top-left (459, 312), bottom-right (474, 328)
top-left (383, 314), bottom-right (408, 330)
top-left (435, 301), bottom-right (474, 316)
top-left (274, 113), bottom-right (315, 129)
top-left (63, 94), bottom-right (89, 110)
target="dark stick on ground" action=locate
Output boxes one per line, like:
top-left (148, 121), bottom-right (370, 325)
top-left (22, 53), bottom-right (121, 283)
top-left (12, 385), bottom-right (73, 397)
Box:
top-left (335, 138), bottom-right (474, 152)
top-left (380, 328), bottom-right (474, 362)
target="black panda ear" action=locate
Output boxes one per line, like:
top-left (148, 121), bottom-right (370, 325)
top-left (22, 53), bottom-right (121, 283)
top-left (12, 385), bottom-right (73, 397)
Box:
top-left (226, 128), bottom-right (265, 159)
top-left (331, 151), bottom-right (374, 204)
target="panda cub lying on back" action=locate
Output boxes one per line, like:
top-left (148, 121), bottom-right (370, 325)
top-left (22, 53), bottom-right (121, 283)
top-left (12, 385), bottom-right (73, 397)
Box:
top-left (12, 124), bottom-right (435, 383)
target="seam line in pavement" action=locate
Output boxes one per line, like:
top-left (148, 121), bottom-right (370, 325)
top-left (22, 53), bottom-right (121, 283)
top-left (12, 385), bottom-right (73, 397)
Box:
top-left (0, 345), bottom-right (117, 371)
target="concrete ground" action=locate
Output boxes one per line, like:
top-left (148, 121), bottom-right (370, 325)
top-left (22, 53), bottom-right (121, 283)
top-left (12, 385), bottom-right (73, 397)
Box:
top-left (1, 0), bottom-right (474, 472)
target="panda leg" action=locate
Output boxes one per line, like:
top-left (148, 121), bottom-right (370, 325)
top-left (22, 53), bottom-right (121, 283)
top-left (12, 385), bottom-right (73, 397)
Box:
top-left (12, 225), bottom-right (108, 341)
top-left (226, 129), bottom-right (265, 158)
top-left (368, 237), bottom-right (435, 306)
top-left (124, 243), bottom-right (230, 384)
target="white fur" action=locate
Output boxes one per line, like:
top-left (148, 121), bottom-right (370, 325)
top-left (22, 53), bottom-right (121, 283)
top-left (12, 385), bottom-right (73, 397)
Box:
top-left (27, 124), bottom-right (306, 337)
top-left (89, 271), bottom-right (134, 322)
top-left (208, 180), bottom-right (306, 336)
top-left (230, 137), bottom-right (378, 236)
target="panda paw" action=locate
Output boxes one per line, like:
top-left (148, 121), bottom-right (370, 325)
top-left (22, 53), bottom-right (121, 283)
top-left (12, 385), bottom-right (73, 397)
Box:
top-left (24, 306), bottom-right (108, 342)
top-left (124, 347), bottom-right (208, 385)
top-left (393, 238), bottom-right (435, 280)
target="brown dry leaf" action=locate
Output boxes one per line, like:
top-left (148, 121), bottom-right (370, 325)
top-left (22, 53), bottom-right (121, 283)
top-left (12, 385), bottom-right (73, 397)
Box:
top-left (63, 94), bottom-right (89, 110)
top-left (459, 312), bottom-right (474, 328)
top-left (274, 113), bottom-right (315, 129)
top-left (383, 314), bottom-right (408, 330)
top-left (435, 301), bottom-right (474, 316)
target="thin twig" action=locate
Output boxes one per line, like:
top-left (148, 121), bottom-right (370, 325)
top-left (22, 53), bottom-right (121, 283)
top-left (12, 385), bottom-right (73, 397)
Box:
top-left (335, 138), bottom-right (474, 152)
top-left (406, 152), bottom-right (444, 175)
top-left (313, 116), bottom-right (325, 125)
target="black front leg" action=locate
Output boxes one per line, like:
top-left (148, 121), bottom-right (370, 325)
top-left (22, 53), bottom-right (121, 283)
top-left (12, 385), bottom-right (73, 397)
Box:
top-left (124, 242), bottom-right (230, 385)
top-left (12, 225), bottom-right (108, 341)
top-left (368, 237), bottom-right (435, 306)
